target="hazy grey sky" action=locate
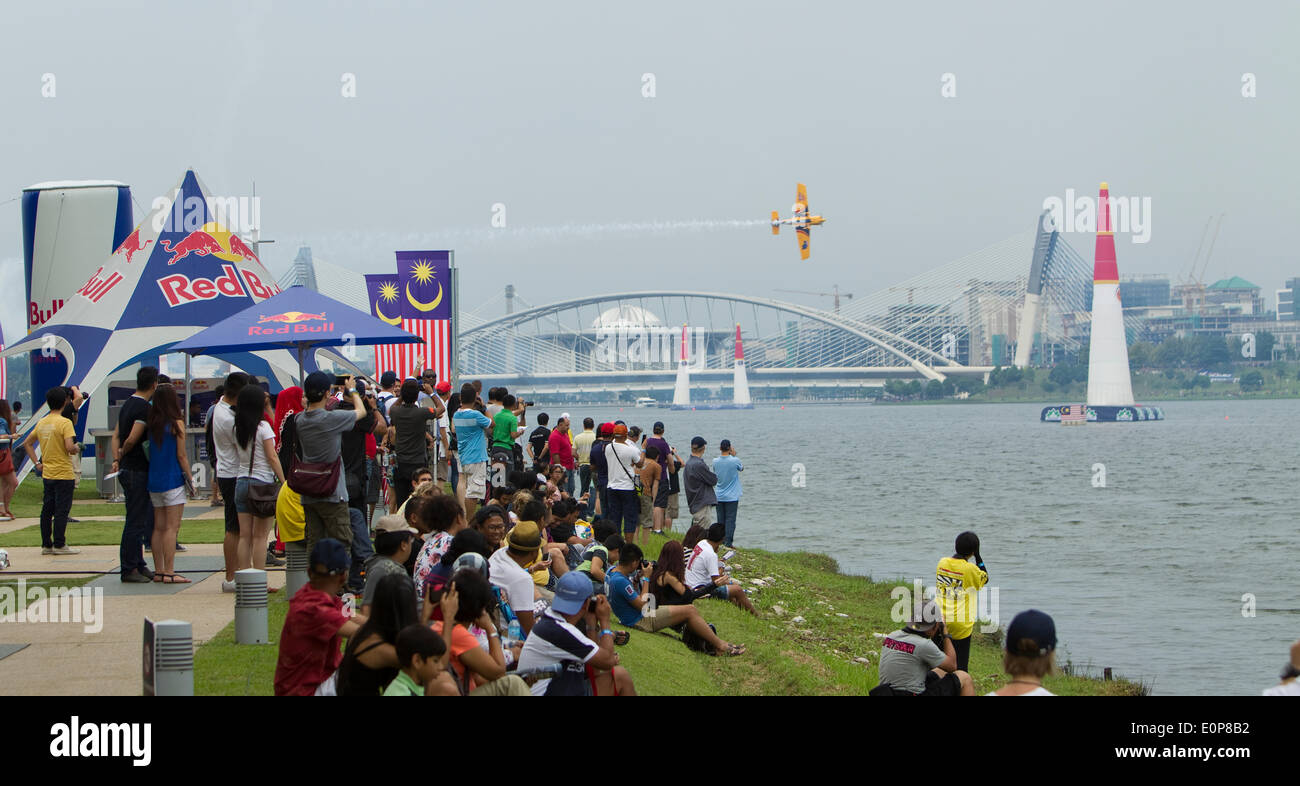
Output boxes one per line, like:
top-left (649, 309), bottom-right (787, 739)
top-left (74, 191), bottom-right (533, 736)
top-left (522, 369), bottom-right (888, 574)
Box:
top-left (3, 0), bottom-right (1297, 347)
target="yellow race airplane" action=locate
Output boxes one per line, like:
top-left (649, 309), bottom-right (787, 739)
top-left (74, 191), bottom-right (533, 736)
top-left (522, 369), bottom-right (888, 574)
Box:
top-left (771, 183), bottom-right (827, 260)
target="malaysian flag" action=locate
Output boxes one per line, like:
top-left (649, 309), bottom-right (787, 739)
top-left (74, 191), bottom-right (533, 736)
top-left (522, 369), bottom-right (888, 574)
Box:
top-left (397, 251), bottom-right (453, 386)
top-left (365, 273), bottom-right (406, 377)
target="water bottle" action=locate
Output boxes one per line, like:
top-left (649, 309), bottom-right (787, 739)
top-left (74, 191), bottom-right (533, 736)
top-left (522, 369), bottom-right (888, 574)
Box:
top-left (507, 618), bottom-right (523, 641)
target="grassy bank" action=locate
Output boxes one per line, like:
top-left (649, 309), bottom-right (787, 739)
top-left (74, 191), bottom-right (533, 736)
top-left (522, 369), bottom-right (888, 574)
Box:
top-left (0, 518), bottom-right (225, 547)
top-left (194, 535), bottom-right (1141, 696)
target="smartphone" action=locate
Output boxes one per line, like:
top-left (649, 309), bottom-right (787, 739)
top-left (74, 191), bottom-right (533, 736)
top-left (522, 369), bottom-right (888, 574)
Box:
top-left (334, 375), bottom-right (348, 386)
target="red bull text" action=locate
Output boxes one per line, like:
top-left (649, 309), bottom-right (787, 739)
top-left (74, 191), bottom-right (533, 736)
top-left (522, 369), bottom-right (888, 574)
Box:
top-left (156, 264), bottom-right (279, 307)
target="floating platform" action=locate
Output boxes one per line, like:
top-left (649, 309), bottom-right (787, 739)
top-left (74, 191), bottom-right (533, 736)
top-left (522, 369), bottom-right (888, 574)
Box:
top-left (669, 403), bottom-right (755, 411)
top-left (1040, 404), bottom-right (1164, 423)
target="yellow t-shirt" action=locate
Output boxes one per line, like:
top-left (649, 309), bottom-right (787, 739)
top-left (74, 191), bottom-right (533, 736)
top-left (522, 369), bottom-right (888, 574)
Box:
top-left (276, 484), bottom-right (306, 542)
top-left (936, 556), bottom-right (988, 640)
top-left (35, 413), bottom-right (77, 480)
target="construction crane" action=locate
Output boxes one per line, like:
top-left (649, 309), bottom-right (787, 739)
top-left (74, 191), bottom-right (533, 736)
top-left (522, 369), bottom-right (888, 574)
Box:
top-left (886, 284), bottom-right (961, 305)
top-left (775, 285), bottom-right (854, 312)
top-left (1178, 214), bottom-right (1225, 314)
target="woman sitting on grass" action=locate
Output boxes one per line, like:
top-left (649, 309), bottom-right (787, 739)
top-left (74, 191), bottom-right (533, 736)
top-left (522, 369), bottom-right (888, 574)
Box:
top-left (649, 540), bottom-right (716, 607)
top-left (681, 524), bottom-right (706, 553)
top-left (336, 572), bottom-right (418, 696)
top-left (434, 568), bottom-right (530, 696)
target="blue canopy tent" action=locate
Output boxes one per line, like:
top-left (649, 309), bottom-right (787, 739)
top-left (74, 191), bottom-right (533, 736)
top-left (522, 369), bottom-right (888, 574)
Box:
top-left (168, 286), bottom-right (424, 382)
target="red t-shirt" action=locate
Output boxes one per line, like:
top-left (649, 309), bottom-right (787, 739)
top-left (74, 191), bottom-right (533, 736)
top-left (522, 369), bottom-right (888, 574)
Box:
top-left (548, 431), bottom-right (575, 470)
top-left (274, 585), bottom-right (349, 696)
top-left (364, 431), bottom-right (377, 460)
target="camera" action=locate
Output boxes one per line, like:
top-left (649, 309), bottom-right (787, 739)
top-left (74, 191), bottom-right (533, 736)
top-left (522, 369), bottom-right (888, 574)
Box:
top-left (334, 375), bottom-right (348, 386)
top-left (524, 400), bottom-right (536, 407)
top-left (587, 598), bottom-right (598, 614)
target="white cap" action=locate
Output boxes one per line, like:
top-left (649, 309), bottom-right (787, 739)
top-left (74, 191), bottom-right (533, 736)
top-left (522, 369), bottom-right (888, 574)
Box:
top-left (560, 412), bottom-right (571, 421)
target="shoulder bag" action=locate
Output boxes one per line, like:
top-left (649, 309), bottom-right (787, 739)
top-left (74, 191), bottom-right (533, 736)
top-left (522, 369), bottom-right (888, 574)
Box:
top-left (609, 443), bottom-right (642, 494)
top-left (245, 426), bottom-right (281, 518)
top-left (286, 418), bottom-right (341, 498)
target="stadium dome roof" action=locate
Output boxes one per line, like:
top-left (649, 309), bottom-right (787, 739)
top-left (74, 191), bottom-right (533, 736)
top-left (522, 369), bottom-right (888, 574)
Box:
top-left (591, 304), bottom-right (662, 329)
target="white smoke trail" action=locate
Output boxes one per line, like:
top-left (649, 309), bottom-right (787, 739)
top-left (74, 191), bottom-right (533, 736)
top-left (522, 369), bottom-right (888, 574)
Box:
top-left (278, 218), bottom-right (768, 263)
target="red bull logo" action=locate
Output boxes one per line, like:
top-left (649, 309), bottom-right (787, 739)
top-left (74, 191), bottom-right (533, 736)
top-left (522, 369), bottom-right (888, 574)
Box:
top-left (114, 228), bottom-right (152, 264)
top-left (28, 299), bottom-right (66, 328)
top-left (257, 311), bottom-right (327, 324)
top-left (157, 264), bottom-right (279, 307)
top-left (250, 312), bottom-right (334, 336)
top-left (158, 227), bottom-right (262, 266)
top-left (76, 267), bottom-right (124, 304)
top-left (160, 231), bottom-right (224, 265)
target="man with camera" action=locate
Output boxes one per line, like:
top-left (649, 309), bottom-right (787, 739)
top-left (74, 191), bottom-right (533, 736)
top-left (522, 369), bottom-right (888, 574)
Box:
top-left (295, 372), bottom-right (366, 560)
top-left (606, 542), bottom-right (744, 656)
top-left (517, 570), bottom-right (635, 696)
top-left (386, 379), bottom-right (444, 512)
top-left (875, 599), bottom-right (974, 696)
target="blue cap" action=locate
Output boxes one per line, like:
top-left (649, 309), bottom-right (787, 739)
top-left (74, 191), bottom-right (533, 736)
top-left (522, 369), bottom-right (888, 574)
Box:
top-left (1005, 610), bottom-right (1057, 656)
top-left (310, 538), bottom-right (349, 575)
top-left (551, 571), bottom-right (594, 616)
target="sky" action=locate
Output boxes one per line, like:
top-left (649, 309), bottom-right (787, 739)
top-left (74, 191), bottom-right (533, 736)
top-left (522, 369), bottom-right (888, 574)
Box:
top-left (2, 0), bottom-right (1298, 349)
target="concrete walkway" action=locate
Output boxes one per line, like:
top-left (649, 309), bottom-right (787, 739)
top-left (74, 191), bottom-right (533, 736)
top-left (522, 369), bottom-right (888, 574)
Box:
top-left (0, 508), bottom-right (283, 696)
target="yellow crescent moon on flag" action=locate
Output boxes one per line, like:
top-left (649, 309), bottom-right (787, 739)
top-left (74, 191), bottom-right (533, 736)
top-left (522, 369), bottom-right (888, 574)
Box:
top-left (375, 299), bottom-right (401, 325)
top-left (406, 281), bottom-right (443, 312)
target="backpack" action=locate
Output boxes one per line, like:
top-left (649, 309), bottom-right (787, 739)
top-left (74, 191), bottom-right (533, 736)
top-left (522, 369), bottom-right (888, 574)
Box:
top-left (679, 621), bottom-right (718, 655)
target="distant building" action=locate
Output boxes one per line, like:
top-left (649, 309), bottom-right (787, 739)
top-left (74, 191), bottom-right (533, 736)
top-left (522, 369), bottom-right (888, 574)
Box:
top-left (1276, 277), bottom-right (1300, 320)
top-left (1119, 277), bottom-right (1170, 308)
top-left (1204, 276), bottom-right (1263, 316)
top-left (281, 247), bottom-right (318, 291)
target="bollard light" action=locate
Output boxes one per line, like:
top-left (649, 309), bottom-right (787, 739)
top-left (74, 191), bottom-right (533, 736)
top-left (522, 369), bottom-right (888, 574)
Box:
top-left (234, 568), bottom-right (268, 645)
top-left (144, 618), bottom-right (194, 696)
top-left (284, 541), bottom-right (308, 598)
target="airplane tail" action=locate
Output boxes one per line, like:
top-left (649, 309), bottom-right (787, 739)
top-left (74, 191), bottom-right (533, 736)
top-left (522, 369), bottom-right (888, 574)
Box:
top-left (771, 211), bottom-right (780, 235)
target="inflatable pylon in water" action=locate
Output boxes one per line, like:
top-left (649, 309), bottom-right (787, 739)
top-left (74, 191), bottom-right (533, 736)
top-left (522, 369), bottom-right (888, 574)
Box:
top-left (1041, 182), bottom-right (1163, 423)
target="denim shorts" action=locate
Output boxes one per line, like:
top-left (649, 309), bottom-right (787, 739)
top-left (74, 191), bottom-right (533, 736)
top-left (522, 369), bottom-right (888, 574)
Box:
top-left (234, 477), bottom-right (277, 515)
top-left (693, 583), bottom-right (731, 601)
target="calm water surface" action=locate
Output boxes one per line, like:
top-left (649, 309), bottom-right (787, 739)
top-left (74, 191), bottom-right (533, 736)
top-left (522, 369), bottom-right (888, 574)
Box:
top-left (561, 399), bottom-right (1296, 696)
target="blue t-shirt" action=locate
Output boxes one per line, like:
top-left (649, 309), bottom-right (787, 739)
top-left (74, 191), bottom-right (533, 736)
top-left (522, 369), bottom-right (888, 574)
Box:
top-left (452, 409), bottom-right (493, 465)
top-left (713, 455), bottom-right (744, 502)
top-left (606, 570), bottom-right (642, 627)
top-left (147, 423), bottom-right (187, 493)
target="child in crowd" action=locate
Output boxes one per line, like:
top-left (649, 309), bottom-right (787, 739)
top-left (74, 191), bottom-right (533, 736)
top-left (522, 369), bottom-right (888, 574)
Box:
top-left (383, 624), bottom-right (458, 696)
top-left (274, 539), bottom-right (368, 696)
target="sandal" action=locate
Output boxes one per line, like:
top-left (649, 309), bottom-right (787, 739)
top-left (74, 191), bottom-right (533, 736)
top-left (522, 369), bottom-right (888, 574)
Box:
top-left (163, 574), bottom-right (191, 584)
top-left (719, 643), bottom-right (745, 657)
top-left (612, 630), bottom-right (631, 646)
top-left (153, 572), bottom-right (165, 583)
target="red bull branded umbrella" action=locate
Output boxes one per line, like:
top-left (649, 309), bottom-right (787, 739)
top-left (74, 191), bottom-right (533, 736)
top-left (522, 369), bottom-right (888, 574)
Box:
top-left (168, 286), bottom-right (424, 379)
top-left (0, 170), bottom-right (314, 481)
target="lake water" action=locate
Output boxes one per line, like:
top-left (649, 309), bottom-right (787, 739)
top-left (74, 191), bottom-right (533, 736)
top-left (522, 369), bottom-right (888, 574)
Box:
top-left (558, 399), bottom-right (1296, 696)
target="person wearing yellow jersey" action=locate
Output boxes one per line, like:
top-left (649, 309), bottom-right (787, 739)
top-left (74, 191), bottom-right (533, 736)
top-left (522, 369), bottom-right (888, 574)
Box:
top-left (936, 531), bottom-right (988, 672)
top-left (22, 387), bottom-right (82, 555)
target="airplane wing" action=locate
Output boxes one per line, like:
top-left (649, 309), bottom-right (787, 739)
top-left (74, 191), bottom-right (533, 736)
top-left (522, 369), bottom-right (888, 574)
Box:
top-left (797, 224), bottom-right (811, 260)
top-left (796, 183), bottom-right (809, 215)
